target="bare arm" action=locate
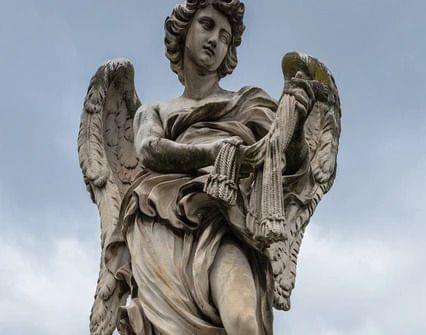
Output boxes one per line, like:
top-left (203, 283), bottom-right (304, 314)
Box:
top-left (134, 104), bottom-right (220, 173)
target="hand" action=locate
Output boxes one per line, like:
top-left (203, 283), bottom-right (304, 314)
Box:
top-left (210, 136), bottom-right (243, 162)
top-left (239, 138), bottom-right (268, 174)
top-left (210, 136), bottom-right (263, 175)
top-left (283, 71), bottom-right (316, 122)
top-left (284, 71), bottom-right (330, 122)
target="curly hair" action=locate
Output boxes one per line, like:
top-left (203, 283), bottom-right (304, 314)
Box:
top-left (165, 0), bottom-right (245, 84)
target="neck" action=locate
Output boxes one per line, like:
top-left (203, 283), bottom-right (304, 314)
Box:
top-left (182, 57), bottom-right (222, 100)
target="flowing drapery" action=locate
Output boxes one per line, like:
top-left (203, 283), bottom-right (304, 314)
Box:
top-left (106, 87), bottom-right (288, 334)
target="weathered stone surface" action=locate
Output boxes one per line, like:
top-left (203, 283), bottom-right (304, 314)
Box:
top-left (78, 1), bottom-right (341, 334)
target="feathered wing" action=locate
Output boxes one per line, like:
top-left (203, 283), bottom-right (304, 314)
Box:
top-left (78, 59), bottom-right (142, 335)
top-left (268, 52), bottom-right (342, 311)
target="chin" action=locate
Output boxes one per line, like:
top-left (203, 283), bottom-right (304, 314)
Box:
top-left (198, 59), bottom-right (219, 73)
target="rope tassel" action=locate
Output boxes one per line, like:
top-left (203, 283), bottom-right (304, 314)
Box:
top-left (204, 141), bottom-right (241, 206)
top-left (247, 95), bottom-right (297, 246)
top-left (205, 95), bottom-right (297, 247)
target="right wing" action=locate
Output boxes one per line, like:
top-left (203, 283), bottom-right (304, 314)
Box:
top-left (78, 59), bottom-right (143, 335)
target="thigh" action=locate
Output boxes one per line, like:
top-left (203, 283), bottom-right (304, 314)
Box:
top-left (210, 237), bottom-right (258, 328)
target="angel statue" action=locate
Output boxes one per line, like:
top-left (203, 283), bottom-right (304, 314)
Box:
top-left (78, 0), bottom-right (341, 334)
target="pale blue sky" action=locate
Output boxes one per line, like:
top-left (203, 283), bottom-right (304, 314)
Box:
top-left (0, 0), bottom-right (425, 334)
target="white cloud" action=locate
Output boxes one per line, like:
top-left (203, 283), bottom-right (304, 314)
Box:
top-left (0, 236), bottom-right (99, 335)
top-left (275, 225), bottom-right (426, 334)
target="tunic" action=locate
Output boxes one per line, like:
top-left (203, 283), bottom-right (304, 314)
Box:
top-left (106, 86), bottom-right (279, 335)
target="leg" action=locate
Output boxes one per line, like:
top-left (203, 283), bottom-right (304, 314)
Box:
top-left (210, 237), bottom-right (263, 335)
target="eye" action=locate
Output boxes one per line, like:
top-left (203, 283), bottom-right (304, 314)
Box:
top-left (199, 17), bottom-right (214, 31)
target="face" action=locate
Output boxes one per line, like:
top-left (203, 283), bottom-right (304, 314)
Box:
top-left (184, 5), bottom-right (232, 74)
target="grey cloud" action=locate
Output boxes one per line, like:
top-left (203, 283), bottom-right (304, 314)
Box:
top-left (0, 0), bottom-right (425, 333)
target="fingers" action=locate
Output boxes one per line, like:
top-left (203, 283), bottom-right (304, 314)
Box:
top-left (291, 76), bottom-right (330, 103)
top-left (284, 88), bottom-right (309, 115)
top-left (286, 78), bottom-right (315, 103)
top-left (212, 137), bottom-right (242, 160)
top-left (284, 87), bottom-right (308, 107)
top-left (284, 76), bottom-right (326, 121)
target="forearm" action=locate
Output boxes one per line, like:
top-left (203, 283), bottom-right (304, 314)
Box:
top-left (138, 137), bottom-right (215, 173)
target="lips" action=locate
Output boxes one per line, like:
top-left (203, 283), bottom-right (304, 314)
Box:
top-left (203, 45), bottom-right (215, 57)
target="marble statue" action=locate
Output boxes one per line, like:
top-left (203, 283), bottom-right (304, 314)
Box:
top-left (78, 1), bottom-right (341, 334)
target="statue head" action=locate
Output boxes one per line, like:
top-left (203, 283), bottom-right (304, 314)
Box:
top-left (165, 0), bottom-right (245, 84)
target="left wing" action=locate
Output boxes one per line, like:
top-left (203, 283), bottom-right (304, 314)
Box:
top-left (268, 52), bottom-right (342, 311)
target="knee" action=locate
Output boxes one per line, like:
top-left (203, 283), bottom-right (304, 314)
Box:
top-left (227, 311), bottom-right (259, 335)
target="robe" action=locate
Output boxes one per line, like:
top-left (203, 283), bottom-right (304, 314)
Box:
top-left (107, 86), bottom-right (280, 335)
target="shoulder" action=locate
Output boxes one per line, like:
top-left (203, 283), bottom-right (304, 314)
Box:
top-left (134, 103), bottom-right (162, 126)
top-left (232, 86), bottom-right (278, 113)
top-left (135, 97), bottom-right (190, 128)
top-left (236, 86), bottom-right (277, 103)
top-left (135, 102), bottom-right (161, 114)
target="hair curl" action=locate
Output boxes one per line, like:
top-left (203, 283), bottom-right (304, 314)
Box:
top-left (165, 0), bottom-right (245, 84)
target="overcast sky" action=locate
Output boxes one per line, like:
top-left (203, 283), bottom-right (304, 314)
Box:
top-left (0, 0), bottom-right (425, 334)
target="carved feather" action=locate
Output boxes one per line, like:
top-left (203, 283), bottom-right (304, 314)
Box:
top-left (78, 59), bottom-right (142, 335)
top-left (269, 52), bottom-right (341, 311)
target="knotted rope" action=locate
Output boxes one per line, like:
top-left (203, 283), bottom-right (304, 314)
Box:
top-left (205, 94), bottom-right (298, 247)
top-left (204, 140), bottom-right (241, 206)
top-left (246, 95), bottom-right (297, 246)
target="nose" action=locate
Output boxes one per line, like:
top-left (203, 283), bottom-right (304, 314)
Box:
top-left (207, 33), bottom-right (218, 49)
top-left (208, 38), bottom-right (217, 49)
